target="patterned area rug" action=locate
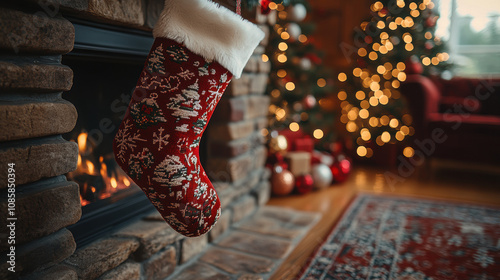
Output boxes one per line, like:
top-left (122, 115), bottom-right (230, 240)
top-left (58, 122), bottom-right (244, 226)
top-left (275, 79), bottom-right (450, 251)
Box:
top-left (300, 194), bottom-right (500, 280)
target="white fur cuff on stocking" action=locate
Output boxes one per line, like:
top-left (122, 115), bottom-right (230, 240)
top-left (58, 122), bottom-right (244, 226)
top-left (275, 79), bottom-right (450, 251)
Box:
top-left (153, 0), bottom-right (265, 78)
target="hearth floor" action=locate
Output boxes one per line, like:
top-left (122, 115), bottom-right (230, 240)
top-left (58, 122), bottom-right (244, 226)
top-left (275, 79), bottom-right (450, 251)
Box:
top-left (166, 206), bottom-right (321, 280)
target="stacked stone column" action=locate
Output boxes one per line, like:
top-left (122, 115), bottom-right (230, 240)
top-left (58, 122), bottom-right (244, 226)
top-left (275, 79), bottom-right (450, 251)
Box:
top-left (0, 3), bottom-right (81, 279)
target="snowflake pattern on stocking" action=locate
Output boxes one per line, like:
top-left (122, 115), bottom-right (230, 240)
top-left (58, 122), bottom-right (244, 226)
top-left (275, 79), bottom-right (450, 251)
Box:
top-left (113, 119), bottom-right (146, 162)
top-left (153, 127), bottom-right (169, 151)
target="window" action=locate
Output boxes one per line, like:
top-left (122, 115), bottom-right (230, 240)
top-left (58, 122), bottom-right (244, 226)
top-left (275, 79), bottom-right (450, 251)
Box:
top-left (436, 0), bottom-right (500, 77)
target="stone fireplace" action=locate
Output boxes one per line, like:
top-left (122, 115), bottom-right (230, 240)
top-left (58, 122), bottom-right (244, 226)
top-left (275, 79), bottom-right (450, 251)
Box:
top-left (0, 1), bottom-right (271, 279)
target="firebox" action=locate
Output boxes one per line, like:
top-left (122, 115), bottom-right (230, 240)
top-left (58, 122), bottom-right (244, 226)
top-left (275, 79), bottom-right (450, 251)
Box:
top-left (63, 18), bottom-right (158, 247)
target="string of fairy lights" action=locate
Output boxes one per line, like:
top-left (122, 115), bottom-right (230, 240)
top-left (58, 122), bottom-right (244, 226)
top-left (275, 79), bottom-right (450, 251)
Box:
top-left (337, 0), bottom-right (450, 159)
top-left (262, 1), bottom-right (331, 142)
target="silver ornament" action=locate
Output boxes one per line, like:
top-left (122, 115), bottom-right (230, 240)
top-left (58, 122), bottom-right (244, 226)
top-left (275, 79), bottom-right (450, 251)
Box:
top-left (311, 163), bottom-right (333, 189)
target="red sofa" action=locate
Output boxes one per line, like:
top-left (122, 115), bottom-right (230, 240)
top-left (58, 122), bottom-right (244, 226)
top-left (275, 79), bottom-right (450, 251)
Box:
top-left (401, 75), bottom-right (500, 165)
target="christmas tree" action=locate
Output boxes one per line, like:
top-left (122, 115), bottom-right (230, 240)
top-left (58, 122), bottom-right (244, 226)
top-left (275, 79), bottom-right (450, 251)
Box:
top-left (263, 0), bottom-right (337, 150)
top-left (337, 0), bottom-right (451, 159)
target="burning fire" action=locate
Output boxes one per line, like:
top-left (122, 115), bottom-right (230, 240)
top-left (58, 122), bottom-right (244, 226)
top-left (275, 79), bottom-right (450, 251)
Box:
top-left (69, 131), bottom-right (135, 206)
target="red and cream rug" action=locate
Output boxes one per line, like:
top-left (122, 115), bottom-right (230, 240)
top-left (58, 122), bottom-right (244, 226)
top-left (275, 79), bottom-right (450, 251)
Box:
top-left (300, 194), bottom-right (500, 279)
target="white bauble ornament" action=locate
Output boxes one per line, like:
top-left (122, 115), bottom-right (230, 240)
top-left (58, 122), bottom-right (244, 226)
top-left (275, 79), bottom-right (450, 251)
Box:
top-left (311, 163), bottom-right (333, 189)
top-left (300, 58), bottom-right (312, 70)
top-left (288, 4), bottom-right (307, 22)
top-left (286, 23), bottom-right (302, 40)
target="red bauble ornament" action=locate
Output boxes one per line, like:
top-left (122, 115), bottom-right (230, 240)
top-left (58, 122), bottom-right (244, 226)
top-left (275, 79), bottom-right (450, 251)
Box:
top-left (260, 0), bottom-right (271, 15)
top-left (425, 17), bottom-right (436, 27)
top-left (303, 95), bottom-right (316, 109)
top-left (306, 53), bottom-right (322, 65)
top-left (331, 157), bottom-right (351, 183)
top-left (295, 174), bottom-right (314, 194)
top-left (425, 41), bottom-right (434, 50)
top-left (357, 58), bottom-right (367, 68)
top-left (405, 55), bottom-right (424, 74)
top-left (271, 166), bottom-right (295, 196)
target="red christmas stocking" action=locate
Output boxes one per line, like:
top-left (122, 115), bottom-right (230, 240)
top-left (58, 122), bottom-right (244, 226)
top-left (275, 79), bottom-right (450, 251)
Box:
top-left (113, 0), bottom-right (264, 237)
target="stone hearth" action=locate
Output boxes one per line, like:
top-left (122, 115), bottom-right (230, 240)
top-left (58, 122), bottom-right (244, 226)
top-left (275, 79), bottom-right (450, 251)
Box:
top-left (0, 1), bottom-right (273, 279)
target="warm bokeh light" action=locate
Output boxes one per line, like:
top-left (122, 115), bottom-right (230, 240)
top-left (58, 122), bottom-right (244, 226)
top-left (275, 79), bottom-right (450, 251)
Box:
top-left (356, 90), bottom-right (366, 100)
top-left (281, 31), bottom-right (290, 40)
top-left (313, 129), bottom-right (324, 139)
top-left (277, 69), bottom-right (287, 78)
top-left (360, 128), bottom-right (371, 140)
top-left (317, 78), bottom-right (327, 87)
top-left (277, 54), bottom-right (287, 63)
top-left (403, 147), bottom-right (415, 158)
top-left (338, 90), bottom-right (347, 100)
top-left (338, 73), bottom-right (347, 82)
top-left (278, 42), bottom-right (288, 51)
top-left (379, 95), bottom-right (389, 105)
top-left (261, 54), bottom-right (269, 62)
top-left (289, 122), bottom-right (300, 132)
top-left (377, 65), bottom-right (386, 74)
top-left (396, 131), bottom-right (405, 141)
top-left (380, 115), bottom-right (390, 125)
top-left (271, 89), bottom-right (280, 98)
top-left (397, 62), bottom-right (406, 71)
top-left (389, 118), bottom-right (399, 128)
top-left (285, 82), bottom-right (295, 91)
top-left (360, 100), bottom-right (370, 109)
top-left (358, 48), bottom-right (367, 57)
top-left (357, 146), bottom-right (368, 157)
top-left (346, 121), bottom-right (357, 132)
top-left (381, 131), bottom-right (391, 143)
top-left (359, 109), bottom-right (369, 119)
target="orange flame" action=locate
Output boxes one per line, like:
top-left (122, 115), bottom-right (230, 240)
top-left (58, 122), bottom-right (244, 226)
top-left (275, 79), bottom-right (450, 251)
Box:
top-left (72, 130), bottom-right (135, 207)
top-left (77, 132), bottom-right (88, 153)
top-left (86, 160), bottom-right (95, 175)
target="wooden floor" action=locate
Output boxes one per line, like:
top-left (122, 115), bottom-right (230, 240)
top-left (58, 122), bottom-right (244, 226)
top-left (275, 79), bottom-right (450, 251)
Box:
top-left (267, 163), bottom-right (500, 280)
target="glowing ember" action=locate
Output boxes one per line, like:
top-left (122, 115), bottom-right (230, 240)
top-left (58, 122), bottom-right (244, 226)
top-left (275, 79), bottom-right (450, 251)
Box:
top-left (123, 177), bottom-right (131, 187)
top-left (110, 177), bottom-right (118, 189)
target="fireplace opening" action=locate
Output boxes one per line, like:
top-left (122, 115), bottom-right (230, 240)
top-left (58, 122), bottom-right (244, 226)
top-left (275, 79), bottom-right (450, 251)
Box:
top-left (63, 19), bottom-right (158, 248)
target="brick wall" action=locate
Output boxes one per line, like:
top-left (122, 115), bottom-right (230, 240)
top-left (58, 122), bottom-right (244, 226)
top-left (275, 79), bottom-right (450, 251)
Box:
top-left (0, 1), bottom-right (271, 279)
